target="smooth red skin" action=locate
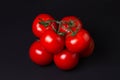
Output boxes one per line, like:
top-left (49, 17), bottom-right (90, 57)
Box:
top-left (80, 38), bottom-right (95, 58)
top-left (54, 50), bottom-right (79, 70)
top-left (29, 41), bottom-right (53, 66)
top-left (59, 23), bottom-right (71, 33)
top-left (32, 14), bottom-right (57, 38)
top-left (40, 30), bottom-right (65, 54)
top-left (59, 16), bottom-right (83, 34)
top-left (66, 29), bottom-right (91, 53)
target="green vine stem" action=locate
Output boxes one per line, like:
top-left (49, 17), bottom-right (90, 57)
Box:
top-left (38, 18), bottom-right (50, 27)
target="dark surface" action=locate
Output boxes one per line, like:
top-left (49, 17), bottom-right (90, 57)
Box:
top-left (0, 0), bottom-right (120, 80)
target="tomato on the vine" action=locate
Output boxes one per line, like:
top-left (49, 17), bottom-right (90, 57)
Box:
top-left (54, 50), bottom-right (79, 70)
top-left (59, 16), bottom-right (82, 35)
top-left (32, 14), bottom-right (57, 38)
top-left (65, 29), bottom-right (91, 53)
top-left (80, 38), bottom-right (95, 58)
top-left (29, 40), bottom-right (53, 66)
top-left (40, 30), bottom-right (65, 54)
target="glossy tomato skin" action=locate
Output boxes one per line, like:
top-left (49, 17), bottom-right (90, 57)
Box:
top-left (40, 30), bottom-right (65, 54)
top-left (80, 38), bottom-right (95, 58)
top-left (29, 40), bottom-right (53, 66)
top-left (54, 50), bottom-right (79, 70)
top-left (59, 16), bottom-right (83, 34)
top-left (66, 29), bottom-right (91, 53)
top-left (32, 14), bottom-right (57, 38)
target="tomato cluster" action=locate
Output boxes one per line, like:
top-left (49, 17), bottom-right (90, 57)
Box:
top-left (29, 13), bottom-right (95, 70)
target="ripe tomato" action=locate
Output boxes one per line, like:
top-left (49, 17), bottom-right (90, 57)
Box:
top-left (29, 40), bottom-right (53, 66)
top-left (32, 14), bottom-right (57, 38)
top-left (80, 38), bottom-right (95, 58)
top-left (65, 29), bottom-right (91, 53)
top-left (40, 30), bottom-right (65, 54)
top-left (59, 16), bottom-right (82, 34)
top-left (54, 50), bottom-right (79, 70)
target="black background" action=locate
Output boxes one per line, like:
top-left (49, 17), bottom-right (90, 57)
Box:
top-left (0, 0), bottom-right (120, 80)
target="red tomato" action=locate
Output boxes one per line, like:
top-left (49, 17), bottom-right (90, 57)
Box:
top-left (54, 50), bottom-right (79, 70)
top-left (66, 29), bottom-right (91, 53)
top-left (29, 40), bottom-right (53, 66)
top-left (40, 30), bottom-right (65, 54)
top-left (59, 16), bottom-right (82, 34)
top-left (80, 38), bottom-right (95, 58)
top-left (32, 14), bottom-right (57, 38)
